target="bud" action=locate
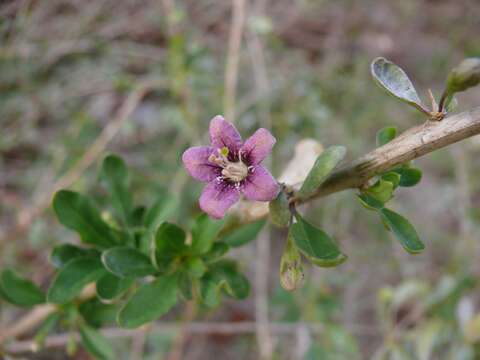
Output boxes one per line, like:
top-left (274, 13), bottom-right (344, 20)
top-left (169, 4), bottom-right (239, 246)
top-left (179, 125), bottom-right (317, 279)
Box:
top-left (279, 233), bottom-right (304, 291)
top-left (446, 58), bottom-right (480, 93)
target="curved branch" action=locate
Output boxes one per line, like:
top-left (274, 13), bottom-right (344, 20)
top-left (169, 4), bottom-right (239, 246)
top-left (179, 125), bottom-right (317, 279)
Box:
top-left (293, 106), bottom-right (480, 203)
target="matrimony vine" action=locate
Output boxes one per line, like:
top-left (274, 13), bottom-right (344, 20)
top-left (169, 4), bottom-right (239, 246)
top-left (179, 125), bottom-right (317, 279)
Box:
top-left (0, 57), bottom-right (479, 359)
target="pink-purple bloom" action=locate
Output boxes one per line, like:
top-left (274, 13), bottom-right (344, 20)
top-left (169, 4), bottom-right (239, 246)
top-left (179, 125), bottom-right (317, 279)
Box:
top-left (182, 115), bottom-right (280, 219)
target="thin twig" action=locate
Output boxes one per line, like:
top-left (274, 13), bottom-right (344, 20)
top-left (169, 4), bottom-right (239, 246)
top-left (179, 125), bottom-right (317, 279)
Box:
top-left (4, 321), bottom-right (380, 353)
top-left (224, 0), bottom-right (247, 121)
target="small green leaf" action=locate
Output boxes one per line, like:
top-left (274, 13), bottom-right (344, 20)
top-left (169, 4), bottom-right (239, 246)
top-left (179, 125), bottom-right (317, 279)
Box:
top-left (47, 257), bottom-right (106, 304)
top-left (199, 261), bottom-right (250, 307)
top-left (96, 273), bottom-right (134, 301)
top-left (102, 247), bottom-right (156, 278)
top-left (79, 298), bottom-right (119, 328)
top-left (357, 193), bottom-right (384, 211)
top-left (185, 258), bottom-right (206, 278)
top-left (117, 274), bottom-right (178, 328)
top-left (203, 242), bottom-right (230, 263)
top-left (376, 127), bottom-right (397, 147)
top-left (79, 323), bottom-right (114, 360)
top-left (190, 214), bottom-right (225, 254)
top-left (290, 215), bottom-right (347, 267)
top-left (269, 191), bottom-right (291, 227)
top-left (365, 178), bottom-right (395, 203)
top-left (380, 208), bottom-right (425, 254)
top-left (53, 190), bottom-right (118, 248)
top-left (0, 269), bottom-right (45, 307)
top-left (446, 58), bottom-right (480, 94)
top-left (394, 167), bottom-right (422, 187)
top-left (144, 193), bottom-right (179, 230)
top-left (381, 172), bottom-right (401, 189)
top-left (279, 233), bottom-right (304, 291)
top-left (371, 57), bottom-right (427, 115)
top-left (34, 313), bottom-right (61, 348)
top-left (222, 219), bottom-right (266, 247)
top-left (177, 272), bottom-right (193, 301)
top-left (298, 146), bottom-right (347, 200)
top-left (50, 244), bottom-right (99, 268)
top-left (153, 222), bottom-right (188, 271)
top-left (100, 155), bottom-right (133, 225)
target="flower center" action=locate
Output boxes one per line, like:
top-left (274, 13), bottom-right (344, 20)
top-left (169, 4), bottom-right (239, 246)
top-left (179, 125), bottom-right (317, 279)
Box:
top-left (208, 147), bottom-right (249, 183)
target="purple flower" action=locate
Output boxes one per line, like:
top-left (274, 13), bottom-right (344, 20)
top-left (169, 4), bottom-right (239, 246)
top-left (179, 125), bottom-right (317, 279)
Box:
top-left (182, 115), bottom-right (280, 219)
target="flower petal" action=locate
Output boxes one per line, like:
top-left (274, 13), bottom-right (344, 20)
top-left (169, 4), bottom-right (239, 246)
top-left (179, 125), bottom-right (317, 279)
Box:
top-left (241, 128), bottom-right (276, 165)
top-left (182, 146), bottom-right (220, 182)
top-left (199, 181), bottom-right (240, 219)
top-left (242, 165), bottom-right (279, 201)
top-left (209, 115), bottom-right (243, 152)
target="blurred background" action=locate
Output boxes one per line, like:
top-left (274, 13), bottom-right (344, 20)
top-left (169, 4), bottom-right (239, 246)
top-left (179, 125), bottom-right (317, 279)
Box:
top-left (1, 0), bottom-right (480, 359)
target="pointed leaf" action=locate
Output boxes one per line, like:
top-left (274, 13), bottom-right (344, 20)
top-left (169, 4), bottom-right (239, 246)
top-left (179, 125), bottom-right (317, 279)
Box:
top-left (376, 127), bottom-right (397, 147)
top-left (96, 273), bottom-right (134, 301)
top-left (371, 57), bottom-right (427, 114)
top-left (118, 274), bottom-right (178, 328)
top-left (48, 257), bottom-right (106, 304)
top-left (380, 208), bottom-right (425, 254)
top-left (53, 190), bottom-right (118, 248)
top-left (222, 219), bottom-right (266, 247)
top-left (0, 269), bottom-right (45, 307)
top-left (102, 247), bottom-right (156, 278)
top-left (290, 215), bottom-right (347, 267)
top-left (79, 323), bottom-right (114, 360)
top-left (100, 155), bottom-right (133, 224)
top-left (298, 146), bottom-right (347, 200)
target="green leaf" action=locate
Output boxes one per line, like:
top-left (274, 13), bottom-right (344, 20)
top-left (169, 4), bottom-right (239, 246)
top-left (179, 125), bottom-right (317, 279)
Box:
top-left (0, 269), bottom-right (45, 307)
top-left (177, 272), bottom-right (193, 301)
top-left (297, 146), bottom-right (346, 200)
top-left (47, 257), bottom-right (106, 304)
top-left (144, 193), bottom-right (179, 230)
top-left (279, 233), bottom-right (304, 291)
top-left (382, 172), bottom-right (401, 189)
top-left (102, 247), bottom-right (156, 278)
top-left (357, 193), bottom-right (384, 211)
top-left (446, 58), bottom-right (480, 94)
top-left (79, 298), bottom-right (119, 328)
top-left (364, 178), bottom-right (395, 203)
top-left (96, 273), bottom-right (134, 301)
top-left (222, 219), bottom-right (266, 247)
top-left (203, 242), bottom-right (230, 263)
top-left (380, 208), bottom-right (425, 254)
top-left (79, 323), bottom-right (114, 360)
top-left (376, 127), bottom-right (397, 147)
top-left (394, 167), bottom-right (422, 187)
top-left (50, 244), bottom-right (99, 268)
top-left (34, 312), bottom-right (61, 348)
top-left (190, 214), bottom-right (225, 254)
top-left (184, 258), bottom-right (206, 278)
top-left (290, 215), bottom-right (347, 267)
top-left (100, 154), bottom-right (133, 225)
top-left (269, 191), bottom-right (291, 227)
top-left (117, 274), bottom-right (178, 328)
top-left (371, 57), bottom-right (427, 115)
top-left (199, 261), bottom-right (250, 307)
top-left (153, 222), bottom-right (188, 271)
top-left (53, 190), bottom-right (118, 248)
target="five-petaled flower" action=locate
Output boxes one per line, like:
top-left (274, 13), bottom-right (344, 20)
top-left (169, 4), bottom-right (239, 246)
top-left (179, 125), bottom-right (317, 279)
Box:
top-left (182, 115), bottom-right (280, 219)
